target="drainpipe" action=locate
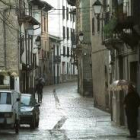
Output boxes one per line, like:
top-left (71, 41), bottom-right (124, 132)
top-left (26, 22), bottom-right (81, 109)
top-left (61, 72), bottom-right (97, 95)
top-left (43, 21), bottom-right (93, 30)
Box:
top-left (3, 9), bottom-right (8, 70)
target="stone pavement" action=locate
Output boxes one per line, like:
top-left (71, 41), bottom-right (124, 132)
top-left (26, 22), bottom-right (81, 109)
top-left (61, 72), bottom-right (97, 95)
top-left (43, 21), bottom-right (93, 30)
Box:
top-left (0, 82), bottom-right (139, 140)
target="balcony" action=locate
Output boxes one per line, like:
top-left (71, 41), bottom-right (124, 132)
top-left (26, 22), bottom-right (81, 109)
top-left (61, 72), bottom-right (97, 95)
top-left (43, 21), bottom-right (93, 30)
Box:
top-left (18, 15), bottom-right (40, 25)
top-left (103, 15), bottom-right (139, 49)
top-left (54, 56), bottom-right (61, 63)
top-left (67, 0), bottom-right (76, 6)
top-left (114, 16), bottom-right (134, 32)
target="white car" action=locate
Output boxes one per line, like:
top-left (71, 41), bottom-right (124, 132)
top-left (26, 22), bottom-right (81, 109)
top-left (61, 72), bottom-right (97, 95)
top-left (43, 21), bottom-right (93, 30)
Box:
top-left (0, 90), bottom-right (20, 133)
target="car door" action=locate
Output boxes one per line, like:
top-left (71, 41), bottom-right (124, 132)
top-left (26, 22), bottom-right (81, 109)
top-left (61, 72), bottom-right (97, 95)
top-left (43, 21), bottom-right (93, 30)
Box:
top-left (31, 97), bottom-right (40, 120)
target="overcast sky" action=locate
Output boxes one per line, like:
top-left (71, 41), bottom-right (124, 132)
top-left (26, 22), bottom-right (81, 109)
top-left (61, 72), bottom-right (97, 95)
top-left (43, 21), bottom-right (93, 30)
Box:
top-left (41, 0), bottom-right (57, 8)
top-left (41, 0), bottom-right (61, 36)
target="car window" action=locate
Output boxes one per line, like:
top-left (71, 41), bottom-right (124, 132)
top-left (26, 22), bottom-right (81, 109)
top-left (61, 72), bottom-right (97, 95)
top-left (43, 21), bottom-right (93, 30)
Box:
top-left (21, 95), bottom-right (36, 106)
top-left (30, 97), bottom-right (36, 106)
top-left (21, 95), bottom-right (31, 106)
top-left (0, 92), bottom-right (11, 104)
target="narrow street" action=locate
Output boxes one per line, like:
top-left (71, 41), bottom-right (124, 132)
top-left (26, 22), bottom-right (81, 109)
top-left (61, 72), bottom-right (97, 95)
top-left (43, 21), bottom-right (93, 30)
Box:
top-left (0, 82), bottom-right (131, 140)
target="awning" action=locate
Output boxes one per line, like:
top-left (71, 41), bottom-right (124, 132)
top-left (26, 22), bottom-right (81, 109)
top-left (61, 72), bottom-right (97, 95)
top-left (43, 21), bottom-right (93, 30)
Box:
top-left (29, 0), bottom-right (53, 12)
top-left (19, 15), bottom-right (40, 25)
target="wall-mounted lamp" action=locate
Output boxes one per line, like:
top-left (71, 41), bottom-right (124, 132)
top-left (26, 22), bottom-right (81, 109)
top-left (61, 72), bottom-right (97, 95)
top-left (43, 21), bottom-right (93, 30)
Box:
top-left (32, 47), bottom-right (38, 54)
top-left (79, 32), bottom-right (84, 42)
top-left (35, 36), bottom-right (41, 49)
top-left (92, 0), bottom-right (102, 16)
top-left (27, 27), bottom-right (34, 35)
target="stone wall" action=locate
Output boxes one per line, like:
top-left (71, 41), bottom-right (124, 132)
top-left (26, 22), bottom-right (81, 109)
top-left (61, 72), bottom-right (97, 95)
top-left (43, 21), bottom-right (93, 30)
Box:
top-left (0, 2), bottom-right (19, 72)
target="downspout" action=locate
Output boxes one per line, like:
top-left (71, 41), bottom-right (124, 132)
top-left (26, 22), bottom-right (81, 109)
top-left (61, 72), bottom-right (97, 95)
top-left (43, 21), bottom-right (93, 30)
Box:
top-left (3, 9), bottom-right (8, 70)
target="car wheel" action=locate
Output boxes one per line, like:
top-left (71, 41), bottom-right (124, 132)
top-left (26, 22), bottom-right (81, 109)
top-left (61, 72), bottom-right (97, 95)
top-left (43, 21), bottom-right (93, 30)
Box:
top-left (15, 120), bottom-right (19, 134)
top-left (30, 117), bottom-right (36, 129)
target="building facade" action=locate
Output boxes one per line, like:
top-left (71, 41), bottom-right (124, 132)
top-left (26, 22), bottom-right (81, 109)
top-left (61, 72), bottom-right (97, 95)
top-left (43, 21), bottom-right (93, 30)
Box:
top-left (19, 0), bottom-right (52, 94)
top-left (48, 0), bottom-right (78, 83)
top-left (90, 0), bottom-right (110, 110)
top-left (49, 35), bottom-right (61, 85)
top-left (29, 0), bottom-right (53, 87)
top-left (0, 0), bottom-right (20, 91)
top-left (103, 0), bottom-right (140, 127)
top-left (68, 0), bottom-right (93, 96)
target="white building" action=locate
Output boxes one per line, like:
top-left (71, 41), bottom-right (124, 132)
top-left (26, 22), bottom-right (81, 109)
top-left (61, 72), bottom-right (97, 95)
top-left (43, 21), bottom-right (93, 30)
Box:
top-left (47, 0), bottom-right (77, 82)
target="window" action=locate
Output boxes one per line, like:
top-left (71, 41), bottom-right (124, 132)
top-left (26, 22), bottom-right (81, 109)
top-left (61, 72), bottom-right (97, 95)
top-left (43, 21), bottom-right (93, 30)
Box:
top-left (21, 95), bottom-right (30, 106)
top-left (53, 44), bottom-right (55, 56)
top-left (92, 18), bottom-right (95, 35)
top-left (67, 7), bottom-right (69, 20)
top-left (0, 92), bottom-right (11, 104)
top-left (71, 28), bottom-right (72, 40)
top-left (67, 27), bottom-right (69, 40)
top-left (73, 14), bottom-right (75, 22)
top-left (97, 17), bottom-right (100, 32)
top-left (67, 62), bottom-right (69, 74)
top-left (29, 4), bottom-right (32, 16)
top-left (67, 47), bottom-right (69, 57)
top-left (57, 45), bottom-right (59, 56)
top-left (44, 17), bottom-right (46, 32)
top-left (63, 26), bottom-right (65, 39)
top-left (63, 46), bottom-right (65, 56)
top-left (0, 75), bottom-right (4, 84)
top-left (70, 13), bottom-right (72, 21)
top-left (63, 6), bottom-right (65, 19)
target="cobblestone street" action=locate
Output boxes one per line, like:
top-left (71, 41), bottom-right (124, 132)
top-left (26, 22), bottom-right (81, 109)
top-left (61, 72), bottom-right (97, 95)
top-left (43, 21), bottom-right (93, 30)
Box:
top-left (0, 82), bottom-right (137, 140)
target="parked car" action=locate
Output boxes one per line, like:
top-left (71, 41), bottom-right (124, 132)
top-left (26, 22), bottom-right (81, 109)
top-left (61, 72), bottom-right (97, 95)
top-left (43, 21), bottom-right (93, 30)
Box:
top-left (0, 90), bottom-right (20, 134)
top-left (20, 93), bottom-right (40, 129)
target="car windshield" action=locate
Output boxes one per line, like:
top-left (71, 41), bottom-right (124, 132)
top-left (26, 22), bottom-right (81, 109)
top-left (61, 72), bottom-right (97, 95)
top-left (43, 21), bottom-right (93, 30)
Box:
top-left (0, 92), bottom-right (11, 104)
top-left (21, 95), bottom-right (31, 106)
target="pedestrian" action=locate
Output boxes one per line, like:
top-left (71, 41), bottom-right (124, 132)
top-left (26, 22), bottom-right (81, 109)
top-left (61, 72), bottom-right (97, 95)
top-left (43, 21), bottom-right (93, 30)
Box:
top-left (124, 84), bottom-right (140, 138)
top-left (35, 81), bottom-right (44, 103)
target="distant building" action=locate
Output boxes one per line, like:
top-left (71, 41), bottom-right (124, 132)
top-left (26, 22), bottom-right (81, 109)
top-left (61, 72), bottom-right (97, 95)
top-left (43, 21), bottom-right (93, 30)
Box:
top-left (49, 35), bottom-right (61, 84)
top-left (48, 0), bottom-right (77, 83)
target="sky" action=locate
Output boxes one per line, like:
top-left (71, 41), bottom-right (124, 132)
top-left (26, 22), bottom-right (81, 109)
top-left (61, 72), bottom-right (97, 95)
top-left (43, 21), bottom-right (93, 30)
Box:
top-left (41, 0), bottom-right (58, 8)
top-left (41, 0), bottom-right (61, 36)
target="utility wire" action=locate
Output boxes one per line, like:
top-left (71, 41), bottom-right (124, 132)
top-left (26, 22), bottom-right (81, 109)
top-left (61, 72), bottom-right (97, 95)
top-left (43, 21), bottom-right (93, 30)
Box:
top-left (0, 0), bottom-right (12, 7)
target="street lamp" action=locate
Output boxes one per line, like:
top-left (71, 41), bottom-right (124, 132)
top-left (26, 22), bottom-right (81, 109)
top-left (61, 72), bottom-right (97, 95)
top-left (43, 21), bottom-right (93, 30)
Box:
top-left (92, 0), bottom-right (102, 16)
top-left (32, 46), bottom-right (38, 98)
top-left (79, 32), bottom-right (84, 42)
top-left (35, 36), bottom-right (41, 49)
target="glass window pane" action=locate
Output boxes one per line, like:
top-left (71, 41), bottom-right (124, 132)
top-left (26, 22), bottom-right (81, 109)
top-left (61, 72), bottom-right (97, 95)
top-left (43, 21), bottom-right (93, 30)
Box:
top-left (0, 92), bottom-right (11, 104)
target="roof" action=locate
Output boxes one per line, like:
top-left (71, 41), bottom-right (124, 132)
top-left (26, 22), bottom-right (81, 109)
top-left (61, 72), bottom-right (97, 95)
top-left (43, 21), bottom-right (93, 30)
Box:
top-left (19, 15), bottom-right (40, 25)
top-left (29, 0), bottom-right (53, 12)
top-left (49, 34), bottom-right (62, 42)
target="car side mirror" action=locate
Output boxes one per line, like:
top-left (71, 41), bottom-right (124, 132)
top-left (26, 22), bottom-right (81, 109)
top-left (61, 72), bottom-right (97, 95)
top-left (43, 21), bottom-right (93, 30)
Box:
top-left (35, 103), bottom-right (40, 107)
top-left (16, 98), bottom-right (20, 102)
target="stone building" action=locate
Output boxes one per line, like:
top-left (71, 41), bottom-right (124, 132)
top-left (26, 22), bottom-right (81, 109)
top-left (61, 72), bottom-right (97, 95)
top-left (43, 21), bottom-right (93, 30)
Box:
top-left (103, 0), bottom-right (140, 127)
top-left (90, 0), bottom-right (110, 110)
top-left (0, 0), bottom-right (20, 91)
top-left (68, 0), bottom-right (93, 96)
top-left (19, 0), bottom-right (52, 93)
top-left (29, 0), bottom-right (53, 87)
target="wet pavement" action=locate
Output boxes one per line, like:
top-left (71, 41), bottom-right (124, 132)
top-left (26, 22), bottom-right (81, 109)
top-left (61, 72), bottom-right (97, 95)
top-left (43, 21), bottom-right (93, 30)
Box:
top-left (0, 82), bottom-right (139, 140)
